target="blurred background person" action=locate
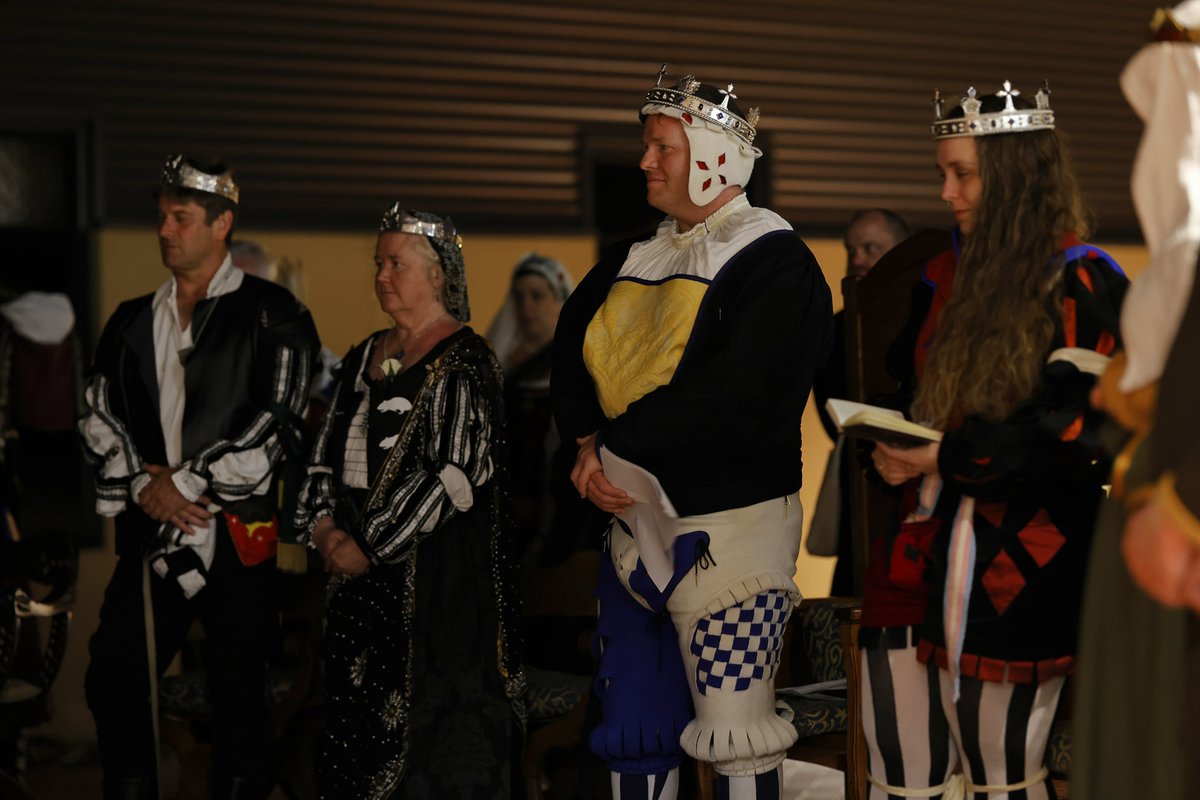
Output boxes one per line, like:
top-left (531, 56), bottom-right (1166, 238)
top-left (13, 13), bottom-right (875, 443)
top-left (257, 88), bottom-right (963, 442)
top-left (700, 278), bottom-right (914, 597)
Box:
top-left (844, 208), bottom-right (912, 281)
top-left (487, 253), bottom-right (576, 565)
top-left (808, 209), bottom-right (910, 596)
top-left (1075, 4), bottom-right (1200, 798)
top-left (229, 239), bottom-right (274, 282)
top-left (0, 288), bottom-right (80, 795)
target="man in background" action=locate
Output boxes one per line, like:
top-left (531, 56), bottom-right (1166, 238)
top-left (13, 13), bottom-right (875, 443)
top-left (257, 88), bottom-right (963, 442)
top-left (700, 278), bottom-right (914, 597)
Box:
top-left (810, 208), bottom-right (910, 595)
top-left (843, 208), bottom-right (911, 280)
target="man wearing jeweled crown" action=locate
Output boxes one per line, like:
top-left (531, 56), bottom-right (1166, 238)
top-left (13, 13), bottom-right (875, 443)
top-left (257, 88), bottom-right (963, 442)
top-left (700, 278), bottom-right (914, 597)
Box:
top-left (553, 66), bottom-right (833, 799)
top-left (79, 155), bottom-right (320, 799)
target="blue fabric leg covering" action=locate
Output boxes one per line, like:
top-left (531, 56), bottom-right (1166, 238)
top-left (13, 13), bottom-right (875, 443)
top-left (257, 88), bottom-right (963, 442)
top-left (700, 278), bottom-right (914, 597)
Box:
top-left (626, 527), bottom-right (711, 613)
top-left (611, 767), bottom-right (679, 800)
top-left (589, 553), bottom-right (693, 774)
top-left (716, 767), bottom-right (782, 800)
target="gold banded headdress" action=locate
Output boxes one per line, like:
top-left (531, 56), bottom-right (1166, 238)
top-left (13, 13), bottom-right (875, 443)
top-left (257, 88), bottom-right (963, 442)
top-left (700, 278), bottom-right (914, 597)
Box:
top-left (378, 204), bottom-right (470, 322)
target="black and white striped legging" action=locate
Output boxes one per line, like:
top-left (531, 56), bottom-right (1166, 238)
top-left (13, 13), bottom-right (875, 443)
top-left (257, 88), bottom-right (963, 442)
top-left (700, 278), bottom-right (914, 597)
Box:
top-left (861, 628), bottom-right (1063, 800)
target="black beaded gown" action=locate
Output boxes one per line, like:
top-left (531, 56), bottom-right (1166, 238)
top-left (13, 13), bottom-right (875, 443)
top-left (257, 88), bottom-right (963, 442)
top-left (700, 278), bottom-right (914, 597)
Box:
top-left (296, 328), bottom-right (524, 799)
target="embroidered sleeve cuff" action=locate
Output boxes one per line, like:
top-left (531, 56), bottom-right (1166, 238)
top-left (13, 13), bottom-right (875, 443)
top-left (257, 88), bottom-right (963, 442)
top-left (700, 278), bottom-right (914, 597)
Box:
top-left (306, 511), bottom-right (334, 548)
top-left (129, 472), bottom-right (151, 507)
top-left (173, 466), bottom-right (208, 504)
top-left (206, 446), bottom-right (274, 500)
top-left (96, 497), bottom-right (127, 517)
top-left (1157, 472), bottom-right (1200, 550)
top-left (438, 464), bottom-right (475, 512)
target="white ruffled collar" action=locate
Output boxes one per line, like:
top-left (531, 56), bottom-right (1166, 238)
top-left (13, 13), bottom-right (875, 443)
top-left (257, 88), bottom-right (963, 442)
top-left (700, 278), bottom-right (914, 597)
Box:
top-left (668, 193), bottom-right (751, 249)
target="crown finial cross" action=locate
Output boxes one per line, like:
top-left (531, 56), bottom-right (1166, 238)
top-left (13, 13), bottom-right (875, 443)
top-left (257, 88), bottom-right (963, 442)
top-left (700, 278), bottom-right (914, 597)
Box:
top-left (997, 80), bottom-right (1020, 112)
top-left (1036, 79), bottom-right (1051, 110)
top-left (655, 63), bottom-right (669, 88)
top-left (719, 83), bottom-right (737, 109)
top-left (962, 86), bottom-right (982, 120)
top-left (933, 89), bottom-right (943, 120)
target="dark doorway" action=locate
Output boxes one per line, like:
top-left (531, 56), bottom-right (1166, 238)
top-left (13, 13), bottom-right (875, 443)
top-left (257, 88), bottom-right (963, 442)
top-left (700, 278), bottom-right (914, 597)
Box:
top-left (0, 119), bottom-right (99, 548)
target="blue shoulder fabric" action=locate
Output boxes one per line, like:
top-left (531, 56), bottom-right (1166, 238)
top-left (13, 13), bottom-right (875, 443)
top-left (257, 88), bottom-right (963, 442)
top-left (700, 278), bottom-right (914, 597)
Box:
top-left (1061, 243), bottom-right (1126, 277)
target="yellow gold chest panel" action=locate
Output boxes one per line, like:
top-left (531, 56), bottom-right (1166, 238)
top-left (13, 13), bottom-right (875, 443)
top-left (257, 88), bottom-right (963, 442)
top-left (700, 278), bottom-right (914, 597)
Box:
top-left (581, 200), bottom-right (793, 418)
top-left (583, 276), bottom-right (709, 417)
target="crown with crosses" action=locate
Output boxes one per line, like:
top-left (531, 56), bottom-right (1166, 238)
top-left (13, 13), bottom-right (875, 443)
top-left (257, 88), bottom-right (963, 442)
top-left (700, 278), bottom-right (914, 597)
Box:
top-left (160, 154), bottom-right (239, 204)
top-left (643, 64), bottom-right (761, 146)
top-left (931, 80), bottom-right (1055, 140)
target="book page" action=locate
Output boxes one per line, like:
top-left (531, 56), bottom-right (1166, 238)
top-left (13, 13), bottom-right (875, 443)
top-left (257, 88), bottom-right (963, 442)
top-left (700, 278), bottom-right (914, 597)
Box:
top-left (825, 398), bottom-right (904, 429)
top-left (599, 446), bottom-right (679, 591)
top-left (825, 398), bottom-right (942, 448)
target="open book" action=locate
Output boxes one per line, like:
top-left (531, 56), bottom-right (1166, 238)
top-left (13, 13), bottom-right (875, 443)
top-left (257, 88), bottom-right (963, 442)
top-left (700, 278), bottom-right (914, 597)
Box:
top-left (825, 398), bottom-right (942, 449)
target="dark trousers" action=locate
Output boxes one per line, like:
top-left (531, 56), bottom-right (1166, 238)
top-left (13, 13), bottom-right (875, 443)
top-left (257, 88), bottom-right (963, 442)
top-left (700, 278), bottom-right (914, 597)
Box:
top-left (85, 522), bottom-right (279, 787)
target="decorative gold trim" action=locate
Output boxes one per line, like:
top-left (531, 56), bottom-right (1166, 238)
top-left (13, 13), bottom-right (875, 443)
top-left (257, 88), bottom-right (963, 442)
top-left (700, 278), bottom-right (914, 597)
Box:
top-left (1150, 8), bottom-right (1200, 42)
top-left (1110, 431), bottom-right (1146, 499)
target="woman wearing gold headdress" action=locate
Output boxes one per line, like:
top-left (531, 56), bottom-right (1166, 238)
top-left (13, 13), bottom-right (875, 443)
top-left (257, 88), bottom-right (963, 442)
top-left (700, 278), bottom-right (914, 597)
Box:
top-left (294, 206), bottom-right (523, 798)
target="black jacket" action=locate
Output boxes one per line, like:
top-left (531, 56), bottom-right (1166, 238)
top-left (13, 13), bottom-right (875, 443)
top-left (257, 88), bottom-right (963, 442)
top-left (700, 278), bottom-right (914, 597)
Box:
top-left (82, 273), bottom-right (320, 552)
top-left (552, 227), bottom-right (833, 517)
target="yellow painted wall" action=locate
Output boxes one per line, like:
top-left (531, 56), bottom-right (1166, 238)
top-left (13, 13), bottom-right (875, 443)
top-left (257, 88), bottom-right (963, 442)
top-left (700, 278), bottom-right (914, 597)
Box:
top-left (95, 227), bottom-right (601, 357)
top-left (44, 228), bottom-right (1148, 744)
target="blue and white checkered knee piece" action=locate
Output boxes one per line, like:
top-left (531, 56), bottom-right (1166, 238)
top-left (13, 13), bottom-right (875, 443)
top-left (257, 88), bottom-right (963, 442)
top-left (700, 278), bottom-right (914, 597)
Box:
top-left (689, 590), bottom-right (790, 695)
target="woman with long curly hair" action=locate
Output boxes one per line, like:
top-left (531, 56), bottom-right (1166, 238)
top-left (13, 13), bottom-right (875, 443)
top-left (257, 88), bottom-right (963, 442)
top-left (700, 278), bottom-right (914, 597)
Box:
top-left (859, 83), bottom-right (1128, 799)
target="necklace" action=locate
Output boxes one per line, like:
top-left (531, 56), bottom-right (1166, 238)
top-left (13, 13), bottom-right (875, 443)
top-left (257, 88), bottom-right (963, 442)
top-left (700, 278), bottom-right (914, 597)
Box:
top-left (379, 316), bottom-right (448, 378)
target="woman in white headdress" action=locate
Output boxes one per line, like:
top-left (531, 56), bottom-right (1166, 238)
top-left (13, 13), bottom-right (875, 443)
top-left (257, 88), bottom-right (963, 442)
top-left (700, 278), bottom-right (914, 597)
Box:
top-left (1074, 4), bottom-right (1200, 797)
top-left (487, 253), bottom-right (576, 563)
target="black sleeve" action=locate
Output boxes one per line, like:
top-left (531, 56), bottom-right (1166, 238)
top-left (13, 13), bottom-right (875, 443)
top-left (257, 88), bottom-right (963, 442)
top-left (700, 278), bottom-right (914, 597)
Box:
top-left (183, 288), bottom-right (321, 499)
top-left (812, 310), bottom-right (846, 441)
top-left (77, 300), bottom-right (148, 507)
top-left (937, 257), bottom-right (1129, 500)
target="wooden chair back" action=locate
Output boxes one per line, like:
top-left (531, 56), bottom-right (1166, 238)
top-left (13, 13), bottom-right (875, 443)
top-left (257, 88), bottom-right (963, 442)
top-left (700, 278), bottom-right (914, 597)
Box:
top-left (842, 228), bottom-right (954, 592)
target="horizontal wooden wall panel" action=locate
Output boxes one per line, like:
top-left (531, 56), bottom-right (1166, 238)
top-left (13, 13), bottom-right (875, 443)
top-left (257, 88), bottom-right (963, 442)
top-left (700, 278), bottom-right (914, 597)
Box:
top-left (0, 0), bottom-right (1156, 235)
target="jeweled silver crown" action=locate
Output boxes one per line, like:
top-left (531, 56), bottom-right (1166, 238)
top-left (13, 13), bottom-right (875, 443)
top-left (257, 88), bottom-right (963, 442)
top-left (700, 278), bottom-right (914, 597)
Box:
top-left (379, 203), bottom-right (463, 249)
top-left (160, 154), bottom-right (239, 204)
top-left (644, 64), bottom-right (760, 146)
top-left (931, 80), bottom-right (1055, 140)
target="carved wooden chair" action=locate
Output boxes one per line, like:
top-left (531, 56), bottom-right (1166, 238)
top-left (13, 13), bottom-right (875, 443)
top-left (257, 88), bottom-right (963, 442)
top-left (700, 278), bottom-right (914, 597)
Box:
top-left (520, 549), bottom-right (601, 800)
